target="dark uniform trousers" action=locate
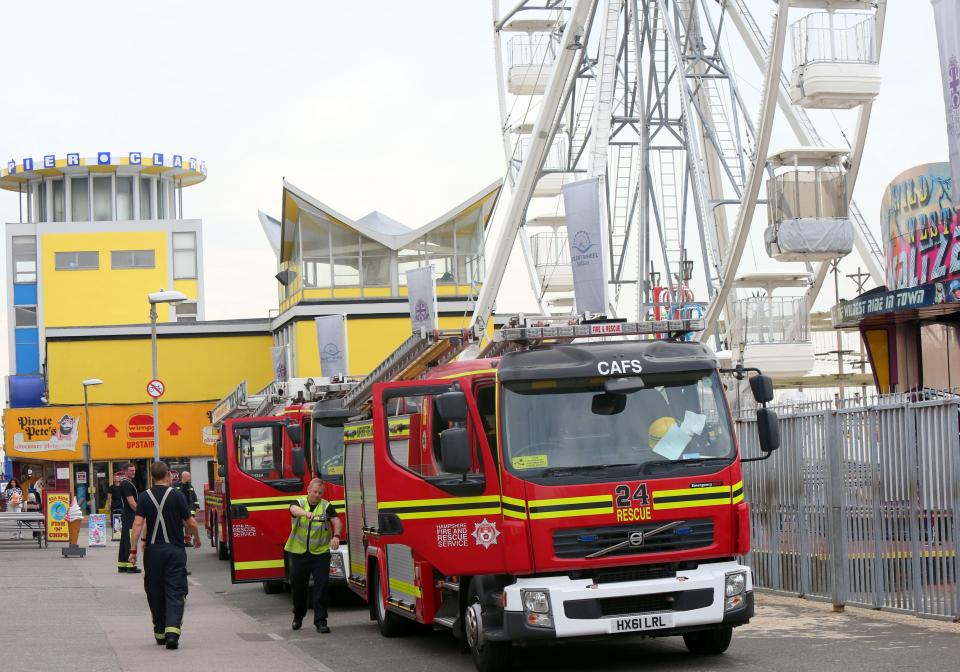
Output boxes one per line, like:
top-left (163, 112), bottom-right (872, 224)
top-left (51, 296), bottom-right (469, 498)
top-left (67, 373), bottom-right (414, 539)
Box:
top-left (289, 551), bottom-right (331, 623)
top-left (118, 509), bottom-right (136, 569)
top-left (145, 543), bottom-right (189, 637)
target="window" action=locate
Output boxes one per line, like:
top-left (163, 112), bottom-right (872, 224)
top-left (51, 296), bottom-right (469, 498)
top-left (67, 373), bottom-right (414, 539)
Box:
top-left (92, 176), bottom-right (112, 221)
top-left (175, 301), bottom-right (197, 322)
top-left (55, 251), bottom-right (99, 270)
top-left (52, 180), bottom-right (65, 221)
top-left (35, 182), bottom-right (47, 223)
top-left (384, 389), bottom-right (483, 480)
top-left (111, 249), bottom-right (155, 269)
top-left (116, 176), bottom-right (133, 220)
top-left (12, 236), bottom-right (37, 283)
top-left (235, 424), bottom-right (293, 485)
top-left (140, 177), bottom-right (153, 219)
top-left (70, 177), bottom-right (90, 221)
top-left (15, 306), bottom-right (37, 327)
top-left (172, 232), bottom-right (197, 279)
top-left (314, 421), bottom-right (346, 484)
top-left (156, 180), bottom-right (168, 219)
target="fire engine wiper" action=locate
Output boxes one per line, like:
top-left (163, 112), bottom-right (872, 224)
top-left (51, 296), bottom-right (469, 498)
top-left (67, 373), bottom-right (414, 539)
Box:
top-left (540, 463), bottom-right (638, 477)
top-left (642, 457), bottom-right (731, 475)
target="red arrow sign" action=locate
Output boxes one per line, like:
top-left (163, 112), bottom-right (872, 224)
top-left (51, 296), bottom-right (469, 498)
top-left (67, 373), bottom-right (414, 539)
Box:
top-left (104, 424), bottom-right (119, 438)
top-left (166, 422), bottom-right (181, 436)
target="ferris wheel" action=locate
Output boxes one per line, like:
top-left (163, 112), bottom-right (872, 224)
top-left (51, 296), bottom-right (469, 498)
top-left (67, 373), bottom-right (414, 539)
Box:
top-left (472, 0), bottom-right (886, 374)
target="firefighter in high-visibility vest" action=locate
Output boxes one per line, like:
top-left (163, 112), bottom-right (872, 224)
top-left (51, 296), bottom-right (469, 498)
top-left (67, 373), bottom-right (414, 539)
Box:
top-left (285, 478), bottom-right (341, 633)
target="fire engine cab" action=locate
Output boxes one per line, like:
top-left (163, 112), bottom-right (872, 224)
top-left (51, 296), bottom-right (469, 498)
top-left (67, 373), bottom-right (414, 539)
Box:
top-left (204, 377), bottom-right (355, 592)
top-left (341, 317), bottom-right (780, 672)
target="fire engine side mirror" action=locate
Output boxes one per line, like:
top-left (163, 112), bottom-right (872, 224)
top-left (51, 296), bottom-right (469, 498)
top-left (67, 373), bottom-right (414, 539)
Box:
top-left (285, 423), bottom-right (303, 446)
top-left (292, 447), bottom-right (306, 477)
top-left (434, 391), bottom-right (468, 423)
top-left (756, 408), bottom-right (780, 453)
top-left (217, 436), bottom-right (227, 468)
top-left (750, 375), bottom-right (774, 404)
top-left (439, 428), bottom-right (471, 474)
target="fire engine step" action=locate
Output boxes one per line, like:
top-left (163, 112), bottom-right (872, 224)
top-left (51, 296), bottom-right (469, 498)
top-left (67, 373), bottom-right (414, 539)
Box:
top-left (433, 615), bottom-right (458, 629)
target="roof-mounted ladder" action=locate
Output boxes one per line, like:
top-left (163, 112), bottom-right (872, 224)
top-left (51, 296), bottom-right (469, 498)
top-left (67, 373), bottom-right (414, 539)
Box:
top-left (342, 328), bottom-right (474, 410)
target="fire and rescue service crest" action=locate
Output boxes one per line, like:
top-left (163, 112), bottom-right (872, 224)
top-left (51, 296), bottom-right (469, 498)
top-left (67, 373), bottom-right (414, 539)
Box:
top-left (472, 519), bottom-right (500, 549)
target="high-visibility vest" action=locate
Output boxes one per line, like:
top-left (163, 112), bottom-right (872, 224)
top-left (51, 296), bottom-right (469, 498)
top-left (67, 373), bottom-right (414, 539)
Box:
top-left (283, 497), bottom-right (332, 555)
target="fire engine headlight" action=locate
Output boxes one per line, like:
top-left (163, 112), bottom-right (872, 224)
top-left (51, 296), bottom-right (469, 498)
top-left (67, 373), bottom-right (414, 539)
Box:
top-left (724, 571), bottom-right (747, 611)
top-left (521, 589), bottom-right (550, 614)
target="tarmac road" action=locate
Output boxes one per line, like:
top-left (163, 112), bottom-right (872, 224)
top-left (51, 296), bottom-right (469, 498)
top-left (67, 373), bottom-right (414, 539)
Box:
top-left (194, 546), bottom-right (960, 672)
top-left (3, 532), bottom-right (957, 672)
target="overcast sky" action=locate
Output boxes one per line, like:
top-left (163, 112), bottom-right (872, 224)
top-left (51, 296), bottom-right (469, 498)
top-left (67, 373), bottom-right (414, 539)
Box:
top-left (0, 0), bottom-right (946, 409)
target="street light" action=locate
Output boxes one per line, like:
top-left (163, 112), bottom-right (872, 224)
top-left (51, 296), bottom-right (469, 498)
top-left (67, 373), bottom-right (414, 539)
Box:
top-left (82, 378), bottom-right (102, 515)
top-left (148, 289), bottom-right (188, 463)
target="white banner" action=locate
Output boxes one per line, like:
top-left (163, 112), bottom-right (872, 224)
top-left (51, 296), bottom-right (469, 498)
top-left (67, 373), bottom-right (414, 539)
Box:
top-left (934, 0), bottom-right (960, 193)
top-left (315, 315), bottom-right (349, 378)
top-left (406, 266), bottom-right (438, 333)
top-left (271, 345), bottom-right (289, 381)
top-left (561, 177), bottom-right (608, 314)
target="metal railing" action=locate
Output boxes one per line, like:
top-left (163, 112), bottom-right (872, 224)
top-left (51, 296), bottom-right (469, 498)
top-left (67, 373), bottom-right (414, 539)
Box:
top-left (791, 11), bottom-right (878, 66)
top-left (738, 394), bottom-right (960, 620)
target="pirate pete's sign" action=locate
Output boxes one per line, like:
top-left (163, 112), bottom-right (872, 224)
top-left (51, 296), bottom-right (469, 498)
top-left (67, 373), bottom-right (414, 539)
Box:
top-left (10, 411), bottom-right (82, 454)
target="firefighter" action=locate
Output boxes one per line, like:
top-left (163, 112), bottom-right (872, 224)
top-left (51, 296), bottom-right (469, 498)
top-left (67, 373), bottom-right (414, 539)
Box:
top-left (127, 461), bottom-right (202, 649)
top-left (285, 478), bottom-right (341, 634)
top-left (117, 462), bottom-right (141, 574)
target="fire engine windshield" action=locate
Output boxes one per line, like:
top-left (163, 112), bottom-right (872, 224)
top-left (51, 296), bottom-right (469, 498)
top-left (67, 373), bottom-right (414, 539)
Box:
top-left (313, 423), bottom-right (346, 484)
top-left (501, 370), bottom-right (734, 478)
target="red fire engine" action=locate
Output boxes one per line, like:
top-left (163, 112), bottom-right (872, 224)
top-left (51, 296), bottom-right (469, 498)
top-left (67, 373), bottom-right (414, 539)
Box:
top-left (204, 378), bottom-right (355, 592)
top-left (340, 317), bottom-right (779, 672)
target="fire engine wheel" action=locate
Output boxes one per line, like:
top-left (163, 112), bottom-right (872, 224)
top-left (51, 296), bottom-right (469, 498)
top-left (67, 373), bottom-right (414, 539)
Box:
top-left (465, 580), bottom-right (511, 672)
top-left (682, 626), bottom-right (733, 655)
top-left (372, 566), bottom-right (408, 638)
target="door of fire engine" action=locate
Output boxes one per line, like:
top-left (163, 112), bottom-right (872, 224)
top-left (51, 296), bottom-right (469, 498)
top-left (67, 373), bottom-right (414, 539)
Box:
top-left (226, 417), bottom-right (308, 583)
top-left (371, 380), bottom-right (505, 607)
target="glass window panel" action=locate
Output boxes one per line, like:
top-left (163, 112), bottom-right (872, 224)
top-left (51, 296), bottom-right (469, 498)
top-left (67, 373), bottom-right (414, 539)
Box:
top-left (55, 251), bottom-right (99, 270)
top-left (398, 245), bottom-right (425, 285)
top-left (116, 177), bottom-right (133, 220)
top-left (140, 177), bottom-right (153, 219)
top-left (92, 177), bottom-right (112, 221)
top-left (15, 306), bottom-right (37, 327)
top-left (300, 213), bottom-right (331, 288)
top-left (173, 249), bottom-right (197, 279)
top-left (111, 250), bottom-right (155, 269)
top-left (71, 177), bottom-right (89, 221)
top-left (361, 249), bottom-right (392, 287)
top-left (12, 236), bottom-right (37, 283)
top-left (173, 231), bottom-right (196, 251)
top-left (156, 180), bottom-right (168, 219)
top-left (35, 182), bottom-right (47, 222)
top-left (52, 180), bottom-right (65, 221)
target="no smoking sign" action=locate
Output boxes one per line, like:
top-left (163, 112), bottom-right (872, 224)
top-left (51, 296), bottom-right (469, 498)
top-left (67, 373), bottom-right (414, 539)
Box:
top-left (146, 379), bottom-right (166, 399)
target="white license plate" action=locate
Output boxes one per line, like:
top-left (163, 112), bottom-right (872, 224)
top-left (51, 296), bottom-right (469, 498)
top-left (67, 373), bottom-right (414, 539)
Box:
top-left (611, 613), bottom-right (674, 633)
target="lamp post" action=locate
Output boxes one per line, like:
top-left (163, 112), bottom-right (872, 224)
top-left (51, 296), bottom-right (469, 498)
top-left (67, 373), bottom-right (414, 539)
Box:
top-left (148, 289), bottom-right (188, 463)
top-left (82, 378), bottom-right (102, 515)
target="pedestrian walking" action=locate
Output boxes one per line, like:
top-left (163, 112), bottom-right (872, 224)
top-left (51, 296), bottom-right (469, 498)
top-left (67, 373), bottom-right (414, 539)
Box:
top-left (117, 463), bottom-right (141, 574)
top-left (4, 478), bottom-right (23, 539)
top-left (127, 461), bottom-right (201, 650)
top-left (285, 478), bottom-right (341, 634)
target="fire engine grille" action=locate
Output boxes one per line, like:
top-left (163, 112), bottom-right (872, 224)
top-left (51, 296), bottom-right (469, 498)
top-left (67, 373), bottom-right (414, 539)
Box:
top-left (553, 519), bottom-right (714, 559)
top-left (564, 589), bottom-right (714, 619)
top-left (568, 563), bottom-right (688, 584)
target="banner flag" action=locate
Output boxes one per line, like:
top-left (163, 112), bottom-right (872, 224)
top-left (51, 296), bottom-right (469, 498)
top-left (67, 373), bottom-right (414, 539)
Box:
top-left (406, 266), bottom-right (438, 333)
top-left (561, 177), bottom-right (609, 314)
top-left (933, 0), bottom-right (960, 193)
top-left (315, 315), bottom-right (349, 378)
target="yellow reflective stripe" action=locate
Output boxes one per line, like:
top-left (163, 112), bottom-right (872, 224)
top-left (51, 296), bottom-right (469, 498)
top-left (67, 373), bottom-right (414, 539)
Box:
top-left (654, 485), bottom-right (731, 498)
top-left (231, 495), bottom-right (299, 504)
top-left (732, 493), bottom-right (745, 504)
top-left (731, 480), bottom-right (743, 491)
top-left (164, 627), bottom-right (182, 635)
top-left (246, 503), bottom-right (294, 511)
top-left (529, 506), bottom-right (614, 520)
top-left (154, 633), bottom-right (165, 641)
top-left (502, 509), bottom-right (527, 520)
top-left (528, 494), bottom-right (612, 507)
top-left (395, 507), bottom-right (503, 520)
top-left (438, 368), bottom-right (497, 379)
top-left (329, 500), bottom-right (345, 507)
top-left (234, 559), bottom-right (285, 570)
top-left (653, 498), bottom-right (730, 511)
top-left (350, 561), bottom-right (365, 573)
top-left (379, 495), bottom-right (502, 509)
top-left (500, 495), bottom-right (525, 507)
top-left (388, 577), bottom-right (422, 598)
